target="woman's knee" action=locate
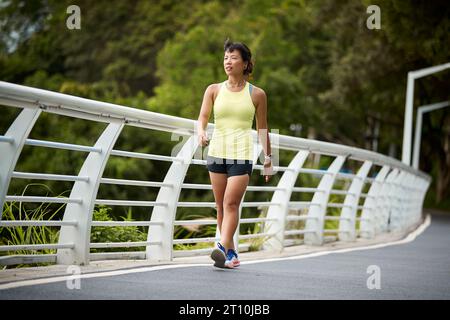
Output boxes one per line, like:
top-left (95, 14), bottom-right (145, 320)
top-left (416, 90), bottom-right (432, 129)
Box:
top-left (223, 201), bottom-right (239, 212)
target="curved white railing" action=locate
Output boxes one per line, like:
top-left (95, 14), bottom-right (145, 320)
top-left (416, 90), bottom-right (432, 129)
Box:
top-left (0, 81), bottom-right (431, 266)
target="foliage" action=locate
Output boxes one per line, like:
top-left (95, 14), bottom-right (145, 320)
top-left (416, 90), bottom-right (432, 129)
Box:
top-left (0, 184), bottom-right (67, 268)
top-left (0, 184), bottom-right (148, 267)
top-left (0, 0), bottom-right (448, 230)
top-left (90, 206), bottom-right (147, 252)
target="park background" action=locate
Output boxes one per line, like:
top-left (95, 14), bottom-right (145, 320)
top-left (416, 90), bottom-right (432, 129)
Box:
top-left (0, 0), bottom-right (449, 259)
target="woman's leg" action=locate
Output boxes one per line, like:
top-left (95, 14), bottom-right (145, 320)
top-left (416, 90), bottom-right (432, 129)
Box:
top-left (221, 174), bottom-right (250, 250)
top-left (209, 171), bottom-right (227, 235)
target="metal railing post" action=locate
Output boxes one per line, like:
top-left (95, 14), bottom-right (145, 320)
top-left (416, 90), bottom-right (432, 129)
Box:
top-left (339, 160), bottom-right (372, 241)
top-left (402, 172), bottom-right (414, 229)
top-left (57, 122), bottom-right (124, 265)
top-left (412, 175), bottom-right (424, 225)
top-left (410, 175), bottom-right (421, 226)
top-left (264, 150), bottom-right (310, 251)
top-left (418, 178), bottom-right (431, 223)
top-left (389, 171), bottom-right (408, 232)
top-left (383, 169), bottom-right (400, 233)
top-left (147, 135), bottom-right (197, 262)
top-left (304, 155), bottom-right (347, 245)
top-left (402, 172), bottom-right (415, 230)
top-left (377, 168), bottom-right (398, 234)
top-left (400, 171), bottom-right (412, 231)
top-left (0, 108), bottom-right (41, 219)
top-left (360, 165), bottom-right (390, 239)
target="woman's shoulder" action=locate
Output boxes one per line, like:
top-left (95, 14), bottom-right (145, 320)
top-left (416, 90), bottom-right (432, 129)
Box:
top-left (249, 83), bottom-right (265, 93)
top-left (249, 83), bottom-right (267, 100)
top-left (205, 82), bottom-right (223, 94)
top-left (206, 82), bottom-right (224, 102)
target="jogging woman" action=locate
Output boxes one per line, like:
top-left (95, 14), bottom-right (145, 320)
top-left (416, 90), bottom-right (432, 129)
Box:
top-left (197, 39), bottom-right (273, 269)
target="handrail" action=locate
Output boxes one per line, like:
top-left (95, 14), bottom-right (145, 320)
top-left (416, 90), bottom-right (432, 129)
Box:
top-left (0, 81), bottom-right (431, 180)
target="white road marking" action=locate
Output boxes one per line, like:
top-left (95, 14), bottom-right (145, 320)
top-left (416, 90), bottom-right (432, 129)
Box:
top-left (0, 215), bottom-right (431, 291)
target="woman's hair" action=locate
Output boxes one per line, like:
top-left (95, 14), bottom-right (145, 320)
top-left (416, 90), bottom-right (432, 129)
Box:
top-left (224, 38), bottom-right (254, 76)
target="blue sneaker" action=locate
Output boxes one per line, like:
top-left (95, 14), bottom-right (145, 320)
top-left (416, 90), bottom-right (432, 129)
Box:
top-left (224, 249), bottom-right (240, 269)
top-left (210, 242), bottom-right (227, 268)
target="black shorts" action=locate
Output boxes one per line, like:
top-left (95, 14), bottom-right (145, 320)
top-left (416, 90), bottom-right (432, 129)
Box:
top-left (206, 155), bottom-right (253, 177)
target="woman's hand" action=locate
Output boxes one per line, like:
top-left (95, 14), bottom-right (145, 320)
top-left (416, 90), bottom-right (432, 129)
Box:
top-left (263, 159), bottom-right (273, 183)
top-left (198, 130), bottom-right (209, 147)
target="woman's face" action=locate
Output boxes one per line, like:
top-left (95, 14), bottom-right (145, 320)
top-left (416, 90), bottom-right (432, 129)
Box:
top-left (224, 50), bottom-right (247, 76)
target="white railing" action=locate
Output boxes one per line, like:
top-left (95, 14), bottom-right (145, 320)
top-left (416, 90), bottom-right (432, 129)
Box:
top-left (0, 81), bottom-right (431, 266)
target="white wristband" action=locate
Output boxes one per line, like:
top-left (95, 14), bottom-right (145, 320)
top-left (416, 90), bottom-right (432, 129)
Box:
top-left (264, 154), bottom-right (272, 162)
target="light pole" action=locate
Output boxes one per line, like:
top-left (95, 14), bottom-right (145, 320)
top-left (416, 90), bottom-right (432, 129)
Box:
top-left (412, 101), bottom-right (450, 170)
top-left (402, 62), bottom-right (450, 166)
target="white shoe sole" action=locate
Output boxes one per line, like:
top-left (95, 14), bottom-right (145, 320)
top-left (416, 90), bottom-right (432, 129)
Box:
top-left (211, 248), bottom-right (226, 268)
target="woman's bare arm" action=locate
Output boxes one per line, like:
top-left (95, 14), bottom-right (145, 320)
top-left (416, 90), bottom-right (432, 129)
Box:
top-left (255, 88), bottom-right (271, 157)
top-left (197, 84), bottom-right (215, 146)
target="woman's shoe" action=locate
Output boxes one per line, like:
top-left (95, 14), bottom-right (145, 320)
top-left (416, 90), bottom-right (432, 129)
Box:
top-left (224, 249), bottom-right (240, 269)
top-left (210, 242), bottom-right (227, 268)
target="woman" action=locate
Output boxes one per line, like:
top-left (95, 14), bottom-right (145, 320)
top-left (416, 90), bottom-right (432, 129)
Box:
top-left (197, 39), bottom-right (273, 269)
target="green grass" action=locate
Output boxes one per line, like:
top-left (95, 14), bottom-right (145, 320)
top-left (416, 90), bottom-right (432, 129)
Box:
top-left (0, 183), bottom-right (68, 268)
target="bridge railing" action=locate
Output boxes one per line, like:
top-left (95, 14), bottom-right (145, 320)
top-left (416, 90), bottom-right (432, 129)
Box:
top-left (0, 81), bottom-right (431, 266)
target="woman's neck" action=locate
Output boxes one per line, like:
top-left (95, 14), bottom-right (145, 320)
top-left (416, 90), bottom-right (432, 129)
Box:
top-left (227, 75), bottom-right (246, 87)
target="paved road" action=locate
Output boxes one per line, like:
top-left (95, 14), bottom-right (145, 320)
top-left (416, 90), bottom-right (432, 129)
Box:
top-left (1, 214), bottom-right (449, 300)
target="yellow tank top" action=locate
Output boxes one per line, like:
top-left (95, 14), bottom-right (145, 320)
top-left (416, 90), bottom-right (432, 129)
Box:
top-left (208, 80), bottom-right (256, 160)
